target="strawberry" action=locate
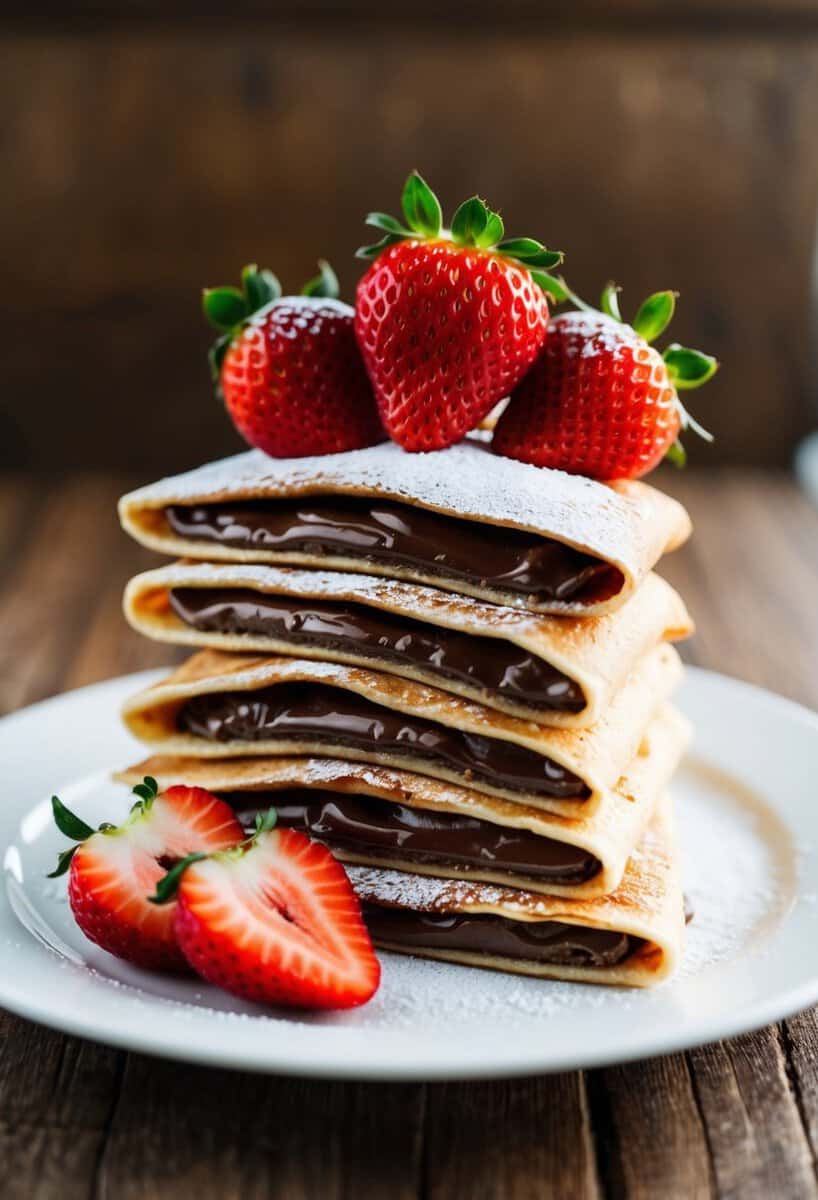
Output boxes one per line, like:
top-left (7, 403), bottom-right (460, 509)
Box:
top-left (152, 813), bottom-right (380, 1010)
top-left (354, 171), bottom-right (564, 451)
top-left (203, 261), bottom-right (385, 458)
top-left (49, 777), bottom-right (244, 971)
top-left (493, 283), bottom-right (718, 480)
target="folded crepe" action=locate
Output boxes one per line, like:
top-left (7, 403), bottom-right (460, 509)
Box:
top-left (118, 439), bottom-right (691, 615)
top-left (121, 642), bottom-right (683, 819)
top-left (347, 794), bottom-right (684, 987)
top-left (123, 565), bottom-right (692, 726)
top-left (116, 704), bottom-right (688, 899)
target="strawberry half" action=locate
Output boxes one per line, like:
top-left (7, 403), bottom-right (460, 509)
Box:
top-left (204, 261), bottom-right (385, 459)
top-left (49, 778), bottom-right (244, 971)
top-left (354, 172), bottom-right (564, 451)
top-left (493, 283), bottom-right (718, 480)
top-left (153, 814), bottom-right (380, 1010)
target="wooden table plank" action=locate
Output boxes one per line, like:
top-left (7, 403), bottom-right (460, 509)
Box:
top-left (586, 1055), bottom-right (714, 1199)
top-left (424, 1075), bottom-right (601, 1199)
top-left (688, 1029), bottom-right (818, 1199)
top-left (1, 470), bottom-right (817, 1199)
top-left (0, 1012), bottom-right (123, 1200)
top-left (98, 1057), bottom-right (425, 1200)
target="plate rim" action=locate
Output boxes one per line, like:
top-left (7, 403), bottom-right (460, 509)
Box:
top-left (1, 663), bottom-right (817, 1080)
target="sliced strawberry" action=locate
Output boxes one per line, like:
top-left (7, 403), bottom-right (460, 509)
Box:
top-left (50, 779), bottom-right (244, 971)
top-left (158, 819), bottom-right (380, 1009)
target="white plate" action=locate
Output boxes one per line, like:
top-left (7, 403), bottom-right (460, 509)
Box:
top-left (1, 666), bottom-right (817, 1080)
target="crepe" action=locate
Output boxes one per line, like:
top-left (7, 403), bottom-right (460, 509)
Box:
top-left (347, 795), bottom-right (684, 987)
top-left (121, 642), bottom-right (683, 819)
top-left (118, 439), bottom-right (691, 615)
top-left (116, 704), bottom-right (688, 899)
top-left (123, 564), bottom-right (692, 726)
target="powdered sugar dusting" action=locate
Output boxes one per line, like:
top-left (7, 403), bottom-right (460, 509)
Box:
top-left (10, 748), bottom-right (806, 1042)
top-left (676, 758), bottom-right (795, 977)
top-left (119, 437), bottom-right (687, 574)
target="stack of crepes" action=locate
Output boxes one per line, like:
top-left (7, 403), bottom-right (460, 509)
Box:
top-left (116, 436), bottom-right (694, 988)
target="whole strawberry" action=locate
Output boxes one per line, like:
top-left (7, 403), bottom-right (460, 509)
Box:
top-left (355, 172), bottom-right (564, 451)
top-left (493, 284), bottom-right (718, 480)
top-left (204, 261), bottom-right (385, 458)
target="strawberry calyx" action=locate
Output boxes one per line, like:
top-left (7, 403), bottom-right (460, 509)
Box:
top-left (552, 278), bottom-right (718, 466)
top-left (149, 808), bottom-right (278, 905)
top-left (48, 775), bottom-right (160, 878)
top-left (202, 261), bottom-right (341, 381)
top-left (356, 171), bottom-right (564, 294)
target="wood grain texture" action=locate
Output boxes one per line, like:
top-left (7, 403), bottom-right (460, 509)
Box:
top-left (99, 1058), bottom-right (424, 1199)
top-left (424, 1075), bottom-right (600, 1199)
top-left (2, 31), bottom-right (817, 471)
top-left (0, 471), bottom-right (817, 1199)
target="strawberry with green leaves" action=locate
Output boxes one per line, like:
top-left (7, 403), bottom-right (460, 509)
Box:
top-left (152, 811), bottom-right (380, 1010)
top-left (493, 283), bottom-right (718, 479)
top-left (49, 778), bottom-right (244, 971)
top-left (204, 261), bottom-right (384, 459)
top-left (354, 172), bottom-right (564, 451)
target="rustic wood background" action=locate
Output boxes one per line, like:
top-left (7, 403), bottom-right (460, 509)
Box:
top-left (2, 467), bottom-right (818, 1197)
top-left (3, 4), bottom-right (818, 473)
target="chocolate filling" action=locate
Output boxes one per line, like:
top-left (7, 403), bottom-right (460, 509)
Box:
top-left (169, 587), bottom-right (585, 714)
top-left (227, 790), bottom-right (600, 883)
top-left (177, 684), bottom-right (590, 801)
top-left (361, 906), bottom-right (638, 968)
top-left (165, 498), bottom-right (620, 605)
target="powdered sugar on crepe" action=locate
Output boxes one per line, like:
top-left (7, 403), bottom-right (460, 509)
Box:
top-left (120, 438), bottom-right (687, 566)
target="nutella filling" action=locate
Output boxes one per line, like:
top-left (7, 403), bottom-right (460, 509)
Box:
top-left (168, 587), bottom-right (585, 714)
top-left (177, 684), bottom-right (590, 801)
top-left (360, 906), bottom-right (638, 967)
top-left (228, 790), bottom-right (600, 883)
top-left (164, 498), bottom-right (620, 605)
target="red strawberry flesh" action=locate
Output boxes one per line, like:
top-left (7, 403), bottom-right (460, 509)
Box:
top-left (221, 298), bottom-right (385, 458)
top-left (355, 241), bottom-right (549, 452)
top-left (67, 786), bottom-right (244, 971)
top-left (493, 311), bottom-right (680, 480)
top-left (173, 828), bottom-right (380, 1009)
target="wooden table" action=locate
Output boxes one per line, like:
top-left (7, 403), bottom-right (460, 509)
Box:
top-left (2, 470), bottom-right (818, 1199)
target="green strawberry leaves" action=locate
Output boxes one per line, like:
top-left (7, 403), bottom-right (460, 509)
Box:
top-left (202, 287), bottom-right (247, 331)
top-left (665, 440), bottom-right (687, 469)
top-left (663, 344), bottom-right (719, 390)
top-left (451, 196), bottom-right (494, 246)
top-left (301, 259), bottom-right (340, 300)
top-left (242, 265), bottom-right (281, 311)
top-left (494, 237), bottom-right (562, 269)
top-left (203, 261), bottom-right (339, 381)
top-left (632, 291), bottom-right (677, 344)
top-left (530, 272), bottom-right (570, 303)
top-left (47, 777), bottom-right (162, 878)
top-left (149, 851), bottom-right (208, 904)
top-left (402, 171), bottom-right (443, 238)
top-left (51, 796), bottom-right (95, 843)
top-left (600, 282), bottom-right (622, 322)
top-left (357, 172), bottom-right (563, 287)
top-left (131, 775), bottom-right (158, 805)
